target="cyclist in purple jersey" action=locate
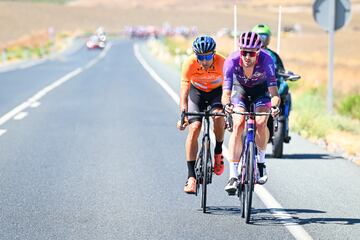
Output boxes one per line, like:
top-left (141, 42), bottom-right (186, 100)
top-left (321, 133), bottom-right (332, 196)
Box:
top-left (221, 31), bottom-right (281, 194)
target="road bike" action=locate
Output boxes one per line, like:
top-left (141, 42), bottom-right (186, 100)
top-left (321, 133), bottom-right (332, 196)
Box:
top-left (229, 101), bottom-right (272, 223)
top-left (181, 106), bottom-right (225, 213)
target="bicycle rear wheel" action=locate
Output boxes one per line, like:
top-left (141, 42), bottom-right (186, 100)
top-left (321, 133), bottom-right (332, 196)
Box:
top-left (244, 141), bottom-right (255, 223)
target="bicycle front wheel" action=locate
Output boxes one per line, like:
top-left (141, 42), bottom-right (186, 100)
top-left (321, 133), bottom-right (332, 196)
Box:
top-left (202, 139), bottom-right (211, 213)
top-left (195, 145), bottom-right (204, 197)
top-left (238, 180), bottom-right (245, 218)
top-left (245, 141), bottom-right (255, 223)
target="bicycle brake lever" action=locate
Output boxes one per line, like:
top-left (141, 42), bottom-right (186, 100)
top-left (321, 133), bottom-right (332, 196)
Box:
top-left (225, 112), bottom-right (233, 132)
top-left (180, 110), bottom-right (185, 126)
top-left (274, 117), bottom-right (279, 132)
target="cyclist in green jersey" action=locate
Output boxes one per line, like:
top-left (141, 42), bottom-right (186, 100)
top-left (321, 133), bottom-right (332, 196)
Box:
top-left (252, 24), bottom-right (289, 96)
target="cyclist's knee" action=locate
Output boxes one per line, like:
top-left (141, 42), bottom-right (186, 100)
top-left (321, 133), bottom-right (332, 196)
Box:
top-left (213, 115), bottom-right (224, 124)
top-left (188, 121), bottom-right (201, 134)
top-left (233, 120), bottom-right (245, 134)
top-left (256, 118), bottom-right (268, 129)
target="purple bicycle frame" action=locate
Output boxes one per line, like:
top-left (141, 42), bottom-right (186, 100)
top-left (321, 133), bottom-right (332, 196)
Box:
top-left (239, 116), bottom-right (258, 184)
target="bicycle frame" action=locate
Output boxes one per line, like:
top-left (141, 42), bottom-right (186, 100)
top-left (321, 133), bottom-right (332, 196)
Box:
top-left (232, 105), bottom-right (270, 223)
top-left (239, 114), bottom-right (257, 185)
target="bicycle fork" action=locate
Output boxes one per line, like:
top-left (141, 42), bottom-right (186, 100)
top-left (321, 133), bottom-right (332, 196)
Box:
top-left (240, 117), bottom-right (257, 185)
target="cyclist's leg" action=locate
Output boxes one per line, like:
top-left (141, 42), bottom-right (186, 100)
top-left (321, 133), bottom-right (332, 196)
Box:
top-left (208, 86), bottom-right (225, 175)
top-left (225, 95), bottom-right (247, 192)
top-left (184, 85), bottom-right (204, 193)
top-left (225, 106), bottom-right (246, 192)
top-left (212, 108), bottom-right (225, 176)
top-left (184, 120), bottom-right (201, 193)
top-left (254, 107), bottom-right (270, 152)
top-left (254, 97), bottom-right (271, 184)
top-left (186, 120), bottom-right (202, 164)
top-left (228, 105), bottom-right (246, 170)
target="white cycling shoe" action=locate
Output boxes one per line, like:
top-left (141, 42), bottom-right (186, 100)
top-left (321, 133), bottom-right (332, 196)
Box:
top-left (257, 163), bottom-right (268, 185)
top-left (225, 177), bottom-right (238, 195)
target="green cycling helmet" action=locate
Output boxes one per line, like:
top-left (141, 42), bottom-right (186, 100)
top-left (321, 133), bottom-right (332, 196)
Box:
top-left (252, 24), bottom-right (272, 47)
top-left (252, 24), bottom-right (272, 36)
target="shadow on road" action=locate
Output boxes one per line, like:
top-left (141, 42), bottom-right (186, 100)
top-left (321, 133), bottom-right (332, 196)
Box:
top-left (266, 153), bottom-right (341, 160)
top-left (253, 208), bottom-right (360, 226)
top-left (202, 206), bottom-right (241, 215)
top-left (205, 207), bottom-right (360, 226)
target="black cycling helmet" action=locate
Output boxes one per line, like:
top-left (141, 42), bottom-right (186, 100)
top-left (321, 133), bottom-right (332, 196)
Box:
top-left (192, 35), bottom-right (216, 54)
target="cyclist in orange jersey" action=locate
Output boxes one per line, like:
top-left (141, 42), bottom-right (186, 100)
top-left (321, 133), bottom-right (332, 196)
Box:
top-left (177, 35), bottom-right (225, 194)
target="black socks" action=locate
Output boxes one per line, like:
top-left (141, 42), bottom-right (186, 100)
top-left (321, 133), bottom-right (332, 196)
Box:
top-left (214, 140), bottom-right (223, 154)
top-left (187, 160), bottom-right (196, 178)
top-left (257, 163), bottom-right (266, 177)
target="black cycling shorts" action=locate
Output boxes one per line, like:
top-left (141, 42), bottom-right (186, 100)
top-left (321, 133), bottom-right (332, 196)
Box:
top-left (188, 84), bottom-right (223, 124)
top-left (231, 81), bottom-right (271, 110)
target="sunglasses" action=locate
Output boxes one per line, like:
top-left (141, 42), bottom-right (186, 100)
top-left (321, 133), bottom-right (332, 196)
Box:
top-left (196, 53), bottom-right (214, 61)
top-left (240, 50), bottom-right (258, 57)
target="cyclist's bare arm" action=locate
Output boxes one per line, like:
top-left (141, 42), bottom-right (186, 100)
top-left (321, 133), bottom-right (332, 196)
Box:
top-left (268, 86), bottom-right (281, 107)
top-left (180, 60), bottom-right (193, 112)
top-left (177, 85), bottom-right (190, 131)
top-left (268, 86), bottom-right (281, 117)
top-left (180, 84), bottom-right (190, 112)
top-left (221, 89), bottom-right (232, 106)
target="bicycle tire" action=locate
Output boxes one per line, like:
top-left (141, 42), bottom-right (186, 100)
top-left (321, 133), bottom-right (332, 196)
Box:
top-left (201, 138), bottom-right (210, 213)
top-left (238, 180), bottom-right (245, 218)
top-left (195, 145), bottom-right (204, 197)
top-left (245, 141), bottom-right (255, 223)
top-left (272, 120), bottom-right (285, 158)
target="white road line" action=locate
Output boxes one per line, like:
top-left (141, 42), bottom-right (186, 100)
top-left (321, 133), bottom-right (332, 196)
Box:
top-left (255, 186), bottom-right (313, 239)
top-left (133, 43), bottom-right (313, 240)
top-left (0, 129), bottom-right (7, 136)
top-left (134, 44), bottom-right (180, 105)
top-left (13, 112), bottom-right (28, 120)
top-left (0, 67), bottom-right (82, 127)
top-left (30, 102), bottom-right (41, 108)
top-left (0, 43), bottom-right (111, 128)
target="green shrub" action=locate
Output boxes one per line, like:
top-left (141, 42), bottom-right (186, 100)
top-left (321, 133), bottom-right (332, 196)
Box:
top-left (291, 90), bottom-right (332, 138)
top-left (291, 90), bottom-right (360, 137)
top-left (338, 95), bottom-right (360, 120)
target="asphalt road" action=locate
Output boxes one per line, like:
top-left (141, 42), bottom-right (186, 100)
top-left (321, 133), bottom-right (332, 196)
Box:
top-left (0, 39), bottom-right (359, 240)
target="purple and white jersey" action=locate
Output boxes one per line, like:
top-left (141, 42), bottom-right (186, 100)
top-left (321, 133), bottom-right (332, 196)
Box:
top-left (223, 49), bottom-right (277, 91)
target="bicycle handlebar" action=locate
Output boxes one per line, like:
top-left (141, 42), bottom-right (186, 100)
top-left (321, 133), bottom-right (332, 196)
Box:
top-left (277, 71), bottom-right (301, 81)
top-left (232, 111), bottom-right (271, 116)
top-left (180, 110), bottom-right (226, 125)
top-left (180, 110), bottom-right (186, 126)
top-left (183, 111), bottom-right (226, 117)
top-left (230, 110), bottom-right (279, 132)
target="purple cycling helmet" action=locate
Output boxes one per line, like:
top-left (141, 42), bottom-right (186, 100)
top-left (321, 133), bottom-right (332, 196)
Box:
top-left (238, 31), bottom-right (262, 50)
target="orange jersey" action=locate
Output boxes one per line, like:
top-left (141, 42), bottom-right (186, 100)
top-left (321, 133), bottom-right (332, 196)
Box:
top-left (181, 53), bottom-right (225, 92)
